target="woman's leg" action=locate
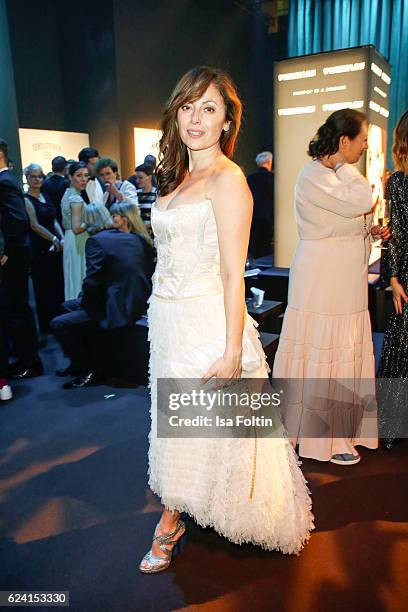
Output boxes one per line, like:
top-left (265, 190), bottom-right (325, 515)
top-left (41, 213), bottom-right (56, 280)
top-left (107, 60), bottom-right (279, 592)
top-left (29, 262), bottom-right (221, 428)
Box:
top-left (139, 508), bottom-right (183, 571)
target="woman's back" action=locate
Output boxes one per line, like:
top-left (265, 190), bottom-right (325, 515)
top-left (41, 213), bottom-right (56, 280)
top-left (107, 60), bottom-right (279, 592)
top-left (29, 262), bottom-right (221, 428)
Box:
top-left (61, 187), bottom-right (84, 230)
top-left (295, 160), bottom-right (372, 240)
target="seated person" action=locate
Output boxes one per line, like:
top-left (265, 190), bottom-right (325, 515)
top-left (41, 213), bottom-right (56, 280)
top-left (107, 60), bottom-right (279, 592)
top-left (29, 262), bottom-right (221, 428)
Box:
top-left (51, 203), bottom-right (154, 388)
top-left (94, 157), bottom-right (139, 210)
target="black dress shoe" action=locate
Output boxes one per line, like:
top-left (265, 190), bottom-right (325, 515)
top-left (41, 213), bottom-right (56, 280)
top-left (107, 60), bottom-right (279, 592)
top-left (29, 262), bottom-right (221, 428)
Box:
top-left (55, 364), bottom-right (83, 377)
top-left (62, 372), bottom-right (102, 389)
top-left (10, 362), bottom-right (44, 380)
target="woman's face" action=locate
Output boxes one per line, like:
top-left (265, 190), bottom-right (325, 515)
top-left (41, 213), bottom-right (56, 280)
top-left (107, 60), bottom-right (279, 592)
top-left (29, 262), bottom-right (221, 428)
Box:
top-left (176, 83), bottom-right (230, 152)
top-left (111, 213), bottom-right (129, 232)
top-left (136, 171), bottom-right (152, 190)
top-left (341, 121), bottom-right (369, 164)
top-left (27, 169), bottom-right (44, 189)
top-left (70, 168), bottom-right (89, 191)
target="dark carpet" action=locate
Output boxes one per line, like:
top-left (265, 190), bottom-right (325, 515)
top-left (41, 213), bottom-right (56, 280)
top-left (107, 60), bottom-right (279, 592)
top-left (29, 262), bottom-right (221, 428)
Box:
top-left (1, 336), bottom-right (407, 612)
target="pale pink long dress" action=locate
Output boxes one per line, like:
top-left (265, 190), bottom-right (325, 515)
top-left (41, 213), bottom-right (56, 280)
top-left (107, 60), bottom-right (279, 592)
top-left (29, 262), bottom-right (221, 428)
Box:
top-left (273, 161), bottom-right (379, 461)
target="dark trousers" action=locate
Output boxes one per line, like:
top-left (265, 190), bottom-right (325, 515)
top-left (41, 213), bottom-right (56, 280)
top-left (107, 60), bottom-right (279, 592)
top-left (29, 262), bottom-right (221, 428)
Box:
top-left (249, 219), bottom-right (274, 259)
top-left (2, 247), bottom-right (39, 367)
top-left (51, 300), bottom-right (105, 374)
top-left (0, 275), bottom-right (8, 378)
top-left (31, 250), bottom-right (64, 332)
top-left (51, 300), bottom-right (148, 382)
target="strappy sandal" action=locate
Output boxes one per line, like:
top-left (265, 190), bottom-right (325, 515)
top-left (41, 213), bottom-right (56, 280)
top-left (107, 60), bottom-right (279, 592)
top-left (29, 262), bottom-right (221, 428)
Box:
top-left (139, 519), bottom-right (186, 574)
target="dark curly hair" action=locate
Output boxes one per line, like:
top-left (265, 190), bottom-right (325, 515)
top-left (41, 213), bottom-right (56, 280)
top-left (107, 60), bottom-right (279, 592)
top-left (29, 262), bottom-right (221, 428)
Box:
top-left (308, 109), bottom-right (367, 158)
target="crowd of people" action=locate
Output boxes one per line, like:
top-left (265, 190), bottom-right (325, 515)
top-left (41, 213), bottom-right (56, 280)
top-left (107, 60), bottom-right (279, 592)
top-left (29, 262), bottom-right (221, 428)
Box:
top-left (0, 143), bottom-right (156, 398)
top-left (0, 63), bottom-right (407, 569)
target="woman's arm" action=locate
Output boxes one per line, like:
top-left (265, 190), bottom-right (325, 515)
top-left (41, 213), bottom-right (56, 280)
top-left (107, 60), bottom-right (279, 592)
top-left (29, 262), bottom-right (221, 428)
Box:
top-left (302, 163), bottom-right (373, 218)
top-left (202, 165), bottom-right (252, 382)
top-left (54, 219), bottom-right (64, 240)
top-left (384, 174), bottom-right (408, 314)
top-left (71, 202), bottom-right (87, 235)
top-left (24, 198), bottom-right (61, 249)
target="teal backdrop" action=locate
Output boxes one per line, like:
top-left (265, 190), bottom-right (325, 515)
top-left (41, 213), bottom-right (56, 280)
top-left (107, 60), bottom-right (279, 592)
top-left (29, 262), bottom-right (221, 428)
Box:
top-left (288, 0), bottom-right (408, 166)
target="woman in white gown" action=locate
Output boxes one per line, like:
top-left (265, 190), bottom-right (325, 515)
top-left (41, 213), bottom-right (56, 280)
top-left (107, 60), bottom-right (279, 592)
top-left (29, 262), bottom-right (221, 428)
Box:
top-left (140, 66), bottom-right (314, 573)
top-left (61, 161), bottom-right (89, 300)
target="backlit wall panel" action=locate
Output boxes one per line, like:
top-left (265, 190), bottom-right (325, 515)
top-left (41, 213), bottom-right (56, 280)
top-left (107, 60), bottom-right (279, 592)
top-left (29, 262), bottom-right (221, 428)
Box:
top-left (133, 128), bottom-right (162, 168)
top-left (18, 128), bottom-right (89, 175)
top-left (274, 46), bottom-right (390, 268)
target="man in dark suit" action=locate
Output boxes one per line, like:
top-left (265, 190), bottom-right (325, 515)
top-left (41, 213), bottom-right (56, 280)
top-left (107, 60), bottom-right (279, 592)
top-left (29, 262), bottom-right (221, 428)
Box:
top-left (51, 211), bottom-right (154, 388)
top-left (41, 156), bottom-right (69, 223)
top-left (247, 151), bottom-right (275, 259)
top-left (0, 139), bottom-right (43, 379)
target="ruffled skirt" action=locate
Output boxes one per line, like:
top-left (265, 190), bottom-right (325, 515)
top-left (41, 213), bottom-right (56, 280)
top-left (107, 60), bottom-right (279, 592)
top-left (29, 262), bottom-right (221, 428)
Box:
top-left (273, 236), bottom-right (378, 460)
top-left (147, 292), bottom-right (314, 554)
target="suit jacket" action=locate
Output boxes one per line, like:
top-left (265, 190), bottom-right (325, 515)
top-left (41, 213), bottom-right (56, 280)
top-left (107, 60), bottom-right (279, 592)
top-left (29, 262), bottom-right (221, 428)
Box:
top-left (41, 174), bottom-right (69, 221)
top-left (0, 169), bottom-right (30, 252)
top-left (247, 167), bottom-right (275, 223)
top-left (81, 229), bottom-right (154, 328)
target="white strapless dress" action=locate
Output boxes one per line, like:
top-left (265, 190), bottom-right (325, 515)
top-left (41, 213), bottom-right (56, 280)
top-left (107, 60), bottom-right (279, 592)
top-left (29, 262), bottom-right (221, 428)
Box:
top-left (147, 199), bottom-right (314, 553)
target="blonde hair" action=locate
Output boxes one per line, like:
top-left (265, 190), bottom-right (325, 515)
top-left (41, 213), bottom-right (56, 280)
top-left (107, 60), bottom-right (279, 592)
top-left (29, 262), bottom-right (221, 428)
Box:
top-left (392, 110), bottom-right (408, 173)
top-left (110, 202), bottom-right (152, 246)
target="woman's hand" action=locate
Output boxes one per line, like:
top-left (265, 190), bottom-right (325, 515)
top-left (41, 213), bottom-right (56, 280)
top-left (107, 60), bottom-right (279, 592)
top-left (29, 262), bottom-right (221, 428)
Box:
top-left (0, 255), bottom-right (8, 266)
top-left (371, 225), bottom-right (391, 241)
top-left (202, 350), bottom-right (242, 388)
top-left (391, 277), bottom-right (408, 315)
top-left (52, 236), bottom-right (62, 252)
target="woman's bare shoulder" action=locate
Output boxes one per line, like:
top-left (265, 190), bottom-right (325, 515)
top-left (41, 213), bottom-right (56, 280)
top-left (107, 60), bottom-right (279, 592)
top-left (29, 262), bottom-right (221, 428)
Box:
top-left (205, 158), bottom-right (251, 208)
top-left (208, 157), bottom-right (247, 192)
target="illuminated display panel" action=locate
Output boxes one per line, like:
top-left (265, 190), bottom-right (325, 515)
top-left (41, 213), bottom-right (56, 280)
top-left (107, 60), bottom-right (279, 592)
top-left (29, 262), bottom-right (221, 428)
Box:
top-left (18, 128), bottom-right (89, 176)
top-left (133, 127), bottom-right (162, 167)
top-left (274, 46), bottom-right (390, 268)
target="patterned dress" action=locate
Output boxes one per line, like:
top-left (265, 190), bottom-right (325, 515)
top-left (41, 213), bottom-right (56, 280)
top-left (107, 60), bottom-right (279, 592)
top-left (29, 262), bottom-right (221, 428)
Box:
top-left (61, 187), bottom-right (88, 300)
top-left (378, 171), bottom-right (408, 445)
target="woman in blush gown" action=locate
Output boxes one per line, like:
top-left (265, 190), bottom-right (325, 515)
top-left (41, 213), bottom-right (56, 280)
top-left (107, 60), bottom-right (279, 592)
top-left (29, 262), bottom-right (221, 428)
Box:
top-left (273, 110), bottom-right (388, 466)
top-left (139, 66), bottom-right (314, 574)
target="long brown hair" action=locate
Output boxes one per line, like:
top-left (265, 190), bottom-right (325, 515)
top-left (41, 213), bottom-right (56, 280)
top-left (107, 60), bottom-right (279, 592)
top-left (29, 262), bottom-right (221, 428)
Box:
top-left (392, 110), bottom-right (408, 173)
top-left (157, 66), bottom-right (242, 196)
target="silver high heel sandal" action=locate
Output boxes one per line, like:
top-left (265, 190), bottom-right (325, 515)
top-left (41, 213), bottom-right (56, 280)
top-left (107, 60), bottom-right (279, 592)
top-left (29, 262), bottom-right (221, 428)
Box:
top-left (139, 519), bottom-right (186, 574)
